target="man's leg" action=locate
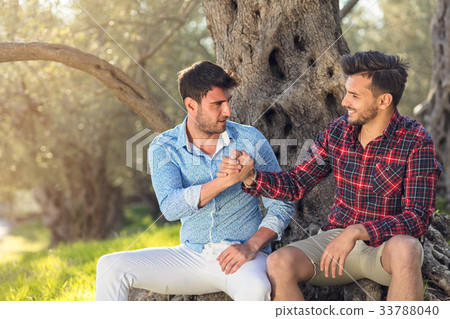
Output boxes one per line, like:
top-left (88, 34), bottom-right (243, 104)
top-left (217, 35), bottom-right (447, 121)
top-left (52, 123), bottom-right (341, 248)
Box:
top-left (95, 244), bottom-right (220, 300)
top-left (207, 251), bottom-right (271, 301)
top-left (380, 235), bottom-right (424, 301)
top-left (267, 229), bottom-right (367, 301)
top-left (266, 246), bottom-right (315, 300)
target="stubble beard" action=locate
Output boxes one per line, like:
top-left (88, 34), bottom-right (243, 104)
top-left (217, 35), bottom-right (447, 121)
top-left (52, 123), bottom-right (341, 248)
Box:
top-left (347, 102), bottom-right (378, 126)
top-left (195, 111), bottom-right (227, 135)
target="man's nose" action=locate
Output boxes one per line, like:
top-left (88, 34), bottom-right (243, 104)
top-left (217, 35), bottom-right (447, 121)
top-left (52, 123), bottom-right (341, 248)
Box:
top-left (222, 102), bottom-right (231, 117)
top-left (342, 94), bottom-right (350, 107)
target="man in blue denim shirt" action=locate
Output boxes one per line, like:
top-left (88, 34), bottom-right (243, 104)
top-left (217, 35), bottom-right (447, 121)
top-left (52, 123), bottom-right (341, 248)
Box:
top-left (95, 61), bottom-right (294, 301)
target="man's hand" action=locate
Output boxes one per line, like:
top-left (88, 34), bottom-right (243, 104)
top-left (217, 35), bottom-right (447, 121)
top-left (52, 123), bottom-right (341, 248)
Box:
top-left (320, 224), bottom-right (369, 278)
top-left (216, 227), bottom-right (276, 275)
top-left (216, 148), bottom-right (254, 186)
top-left (216, 148), bottom-right (242, 177)
top-left (217, 242), bottom-right (258, 275)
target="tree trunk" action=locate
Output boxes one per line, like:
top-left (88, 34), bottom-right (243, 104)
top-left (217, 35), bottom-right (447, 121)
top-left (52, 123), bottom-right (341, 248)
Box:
top-left (33, 139), bottom-right (123, 245)
top-left (413, 0), bottom-right (450, 300)
top-left (204, 0), bottom-right (352, 299)
top-left (415, 0), bottom-right (450, 212)
top-left (203, 0), bottom-right (348, 246)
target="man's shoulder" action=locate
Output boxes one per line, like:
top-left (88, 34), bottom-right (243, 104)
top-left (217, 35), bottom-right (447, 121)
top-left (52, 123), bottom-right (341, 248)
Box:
top-left (149, 124), bottom-right (181, 152)
top-left (226, 120), bottom-right (265, 140)
top-left (329, 115), bottom-right (349, 128)
top-left (320, 115), bottom-right (349, 138)
top-left (398, 115), bottom-right (433, 143)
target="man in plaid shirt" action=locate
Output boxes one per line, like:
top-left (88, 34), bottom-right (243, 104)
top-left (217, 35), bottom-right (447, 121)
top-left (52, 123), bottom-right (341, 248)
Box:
top-left (219, 51), bottom-right (442, 300)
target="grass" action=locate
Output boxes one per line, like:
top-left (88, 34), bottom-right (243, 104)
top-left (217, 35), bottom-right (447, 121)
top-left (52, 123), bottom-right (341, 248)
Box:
top-left (435, 196), bottom-right (449, 215)
top-left (0, 206), bottom-right (181, 301)
top-left (0, 220), bottom-right (51, 263)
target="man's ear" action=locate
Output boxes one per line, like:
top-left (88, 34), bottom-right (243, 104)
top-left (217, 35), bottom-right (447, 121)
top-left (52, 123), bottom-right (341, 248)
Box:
top-left (184, 97), bottom-right (198, 114)
top-left (378, 93), bottom-right (393, 110)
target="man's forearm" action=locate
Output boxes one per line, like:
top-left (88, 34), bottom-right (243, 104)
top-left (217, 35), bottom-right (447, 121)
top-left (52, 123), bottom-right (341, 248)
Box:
top-left (246, 227), bottom-right (277, 252)
top-left (198, 178), bottom-right (233, 208)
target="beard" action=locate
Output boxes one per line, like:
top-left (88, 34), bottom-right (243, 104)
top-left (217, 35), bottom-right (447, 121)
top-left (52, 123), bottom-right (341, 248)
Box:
top-left (195, 110), bottom-right (228, 135)
top-left (347, 102), bottom-right (378, 126)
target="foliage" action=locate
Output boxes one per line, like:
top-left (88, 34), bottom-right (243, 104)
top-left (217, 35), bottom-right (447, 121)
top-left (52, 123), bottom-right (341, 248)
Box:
top-left (342, 0), bottom-right (438, 117)
top-left (0, 0), bottom-right (212, 206)
top-left (0, 217), bottom-right (180, 301)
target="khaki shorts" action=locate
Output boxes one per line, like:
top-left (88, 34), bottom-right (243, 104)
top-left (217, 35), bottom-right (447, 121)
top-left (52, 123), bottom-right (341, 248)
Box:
top-left (288, 228), bottom-right (424, 287)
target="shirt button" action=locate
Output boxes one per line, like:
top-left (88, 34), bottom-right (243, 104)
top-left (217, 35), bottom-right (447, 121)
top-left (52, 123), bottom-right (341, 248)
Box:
top-left (361, 164), bottom-right (365, 168)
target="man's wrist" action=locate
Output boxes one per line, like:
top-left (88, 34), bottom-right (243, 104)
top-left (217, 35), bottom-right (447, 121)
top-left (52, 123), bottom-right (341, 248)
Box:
top-left (245, 237), bottom-right (262, 253)
top-left (346, 224), bottom-right (369, 241)
top-left (243, 168), bottom-right (257, 187)
top-left (245, 227), bottom-right (277, 253)
top-left (213, 176), bottom-right (233, 191)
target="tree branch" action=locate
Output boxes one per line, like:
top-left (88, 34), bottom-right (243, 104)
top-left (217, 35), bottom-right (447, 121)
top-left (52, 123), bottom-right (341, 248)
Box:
top-left (340, 0), bottom-right (360, 19)
top-left (0, 42), bottom-right (174, 132)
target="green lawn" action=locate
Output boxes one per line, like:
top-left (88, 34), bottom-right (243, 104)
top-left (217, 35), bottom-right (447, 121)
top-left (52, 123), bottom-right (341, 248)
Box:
top-left (0, 208), bottom-right (180, 301)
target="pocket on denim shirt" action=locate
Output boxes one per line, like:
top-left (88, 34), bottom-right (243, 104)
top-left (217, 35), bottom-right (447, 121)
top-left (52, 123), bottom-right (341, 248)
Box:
top-left (371, 163), bottom-right (405, 197)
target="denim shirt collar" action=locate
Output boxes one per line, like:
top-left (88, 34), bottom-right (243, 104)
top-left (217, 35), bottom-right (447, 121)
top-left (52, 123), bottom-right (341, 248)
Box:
top-left (175, 116), bottom-right (234, 155)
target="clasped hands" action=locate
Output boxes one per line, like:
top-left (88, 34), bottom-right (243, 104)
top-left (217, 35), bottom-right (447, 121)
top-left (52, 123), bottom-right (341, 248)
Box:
top-left (216, 148), bottom-right (255, 187)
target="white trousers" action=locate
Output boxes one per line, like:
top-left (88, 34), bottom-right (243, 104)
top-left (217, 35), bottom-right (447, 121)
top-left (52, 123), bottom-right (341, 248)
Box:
top-left (95, 244), bottom-right (271, 301)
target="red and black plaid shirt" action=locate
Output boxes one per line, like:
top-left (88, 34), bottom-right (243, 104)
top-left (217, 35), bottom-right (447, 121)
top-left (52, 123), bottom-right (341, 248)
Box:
top-left (243, 110), bottom-right (442, 247)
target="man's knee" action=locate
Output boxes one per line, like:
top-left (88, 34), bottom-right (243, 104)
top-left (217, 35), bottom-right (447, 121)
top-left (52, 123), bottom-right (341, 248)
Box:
top-left (267, 246), bottom-right (314, 282)
top-left (267, 247), bottom-right (295, 273)
top-left (97, 253), bottom-right (125, 277)
top-left (383, 235), bottom-right (422, 274)
top-left (232, 276), bottom-right (271, 301)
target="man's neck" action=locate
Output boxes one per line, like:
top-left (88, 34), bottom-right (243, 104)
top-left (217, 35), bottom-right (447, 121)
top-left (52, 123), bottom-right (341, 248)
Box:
top-left (186, 119), bottom-right (220, 156)
top-left (360, 108), bottom-right (395, 148)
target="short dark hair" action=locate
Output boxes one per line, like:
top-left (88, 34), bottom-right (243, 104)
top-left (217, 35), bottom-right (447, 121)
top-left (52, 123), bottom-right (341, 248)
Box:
top-left (340, 51), bottom-right (409, 107)
top-left (177, 61), bottom-right (240, 103)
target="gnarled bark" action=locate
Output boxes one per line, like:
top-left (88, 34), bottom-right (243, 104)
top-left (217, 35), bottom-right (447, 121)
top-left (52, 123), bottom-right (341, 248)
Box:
top-left (202, 0), bottom-right (347, 248)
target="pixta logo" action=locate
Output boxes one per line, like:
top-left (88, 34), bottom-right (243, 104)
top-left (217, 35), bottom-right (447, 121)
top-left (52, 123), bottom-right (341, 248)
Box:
top-left (126, 129), bottom-right (161, 174)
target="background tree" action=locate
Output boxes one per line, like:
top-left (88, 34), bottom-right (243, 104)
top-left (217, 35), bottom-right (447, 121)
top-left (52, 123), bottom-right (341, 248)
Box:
top-left (414, 0), bottom-right (450, 299)
top-left (415, 0), bottom-right (450, 212)
top-left (0, 0), bottom-right (212, 244)
top-left (342, 0), bottom-right (438, 117)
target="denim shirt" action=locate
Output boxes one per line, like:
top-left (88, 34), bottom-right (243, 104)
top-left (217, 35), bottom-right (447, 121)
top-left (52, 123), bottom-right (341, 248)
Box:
top-left (148, 118), bottom-right (294, 254)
